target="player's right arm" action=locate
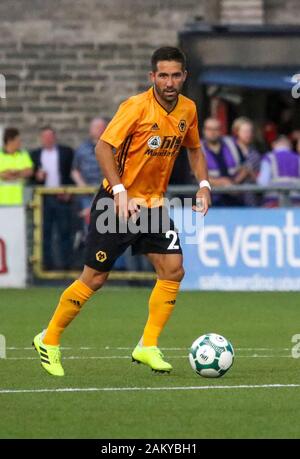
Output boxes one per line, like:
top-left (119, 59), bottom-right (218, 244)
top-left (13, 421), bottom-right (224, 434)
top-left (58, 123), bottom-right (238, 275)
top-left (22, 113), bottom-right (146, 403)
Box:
top-left (95, 97), bottom-right (141, 220)
top-left (95, 139), bottom-right (131, 220)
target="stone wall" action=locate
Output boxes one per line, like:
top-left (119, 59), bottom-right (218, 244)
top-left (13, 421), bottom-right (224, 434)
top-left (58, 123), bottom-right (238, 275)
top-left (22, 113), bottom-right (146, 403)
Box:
top-left (0, 0), bottom-right (205, 148)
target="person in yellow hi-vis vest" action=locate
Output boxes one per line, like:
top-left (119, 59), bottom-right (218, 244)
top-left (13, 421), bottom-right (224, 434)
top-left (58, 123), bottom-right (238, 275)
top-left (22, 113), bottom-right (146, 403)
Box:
top-left (0, 128), bottom-right (33, 205)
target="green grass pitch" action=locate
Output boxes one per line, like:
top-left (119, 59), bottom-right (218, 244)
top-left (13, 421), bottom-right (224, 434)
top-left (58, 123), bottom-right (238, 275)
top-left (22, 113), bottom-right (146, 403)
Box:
top-left (0, 286), bottom-right (300, 439)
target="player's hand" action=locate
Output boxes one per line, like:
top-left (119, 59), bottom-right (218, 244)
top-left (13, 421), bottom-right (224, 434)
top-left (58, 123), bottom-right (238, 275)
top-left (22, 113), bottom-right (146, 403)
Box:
top-left (0, 170), bottom-right (16, 181)
top-left (192, 187), bottom-right (211, 216)
top-left (128, 198), bottom-right (140, 223)
top-left (114, 190), bottom-right (129, 221)
top-left (218, 177), bottom-right (233, 187)
top-left (36, 168), bottom-right (47, 182)
top-left (57, 193), bottom-right (72, 203)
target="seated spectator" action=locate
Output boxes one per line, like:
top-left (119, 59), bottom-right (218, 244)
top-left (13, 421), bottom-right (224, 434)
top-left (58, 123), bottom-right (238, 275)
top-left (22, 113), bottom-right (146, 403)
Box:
top-left (0, 128), bottom-right (33, 205)
top-left (30, 127), bottom-right (74, 270)
top-left (257, 136), bottom-right (300, 207)
top-left (201, 118), bottom-right (244, 206)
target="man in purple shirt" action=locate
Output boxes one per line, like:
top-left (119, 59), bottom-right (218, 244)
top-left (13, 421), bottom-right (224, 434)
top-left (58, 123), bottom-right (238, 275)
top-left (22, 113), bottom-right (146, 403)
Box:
top-left (202, 118), bottom-right (244, 206)
top-left (257, 136), bottom-right (300, 206)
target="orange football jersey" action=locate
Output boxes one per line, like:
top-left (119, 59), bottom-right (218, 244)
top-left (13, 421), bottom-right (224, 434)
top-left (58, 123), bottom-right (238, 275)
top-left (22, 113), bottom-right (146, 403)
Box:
top-left (101, 86), bottom-right (200, 207)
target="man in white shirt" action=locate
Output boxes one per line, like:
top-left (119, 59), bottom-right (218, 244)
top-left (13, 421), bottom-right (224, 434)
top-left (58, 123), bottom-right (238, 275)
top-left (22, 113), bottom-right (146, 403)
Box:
top-left (30, 127), bottom-right (74, 270)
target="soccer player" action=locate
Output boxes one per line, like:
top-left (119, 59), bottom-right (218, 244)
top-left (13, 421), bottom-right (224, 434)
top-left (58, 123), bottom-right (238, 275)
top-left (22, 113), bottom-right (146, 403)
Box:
top-left (33, 46), bottom-right (211, 376)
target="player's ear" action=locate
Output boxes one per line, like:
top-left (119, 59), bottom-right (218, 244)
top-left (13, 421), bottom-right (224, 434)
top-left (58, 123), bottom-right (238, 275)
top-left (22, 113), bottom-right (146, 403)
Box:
top-left (183, 70), bottom-right (187, 82)
top-left (149, 71), bottom-right (155, 83)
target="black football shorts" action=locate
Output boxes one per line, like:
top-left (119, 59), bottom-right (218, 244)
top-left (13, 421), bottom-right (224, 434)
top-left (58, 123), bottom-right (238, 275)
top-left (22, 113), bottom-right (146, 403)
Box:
top-left (84, 187), bottom-right (182, 272)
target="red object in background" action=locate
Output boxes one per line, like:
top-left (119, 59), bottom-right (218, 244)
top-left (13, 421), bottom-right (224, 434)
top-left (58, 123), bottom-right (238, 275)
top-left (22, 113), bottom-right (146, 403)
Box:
top-left (0, 238), bottom-right (8, 274)
top-left (210, 97), bottom-right (228, 135)
top-left (263, 122), bottom-right (278, 148)
top-left (85, 210), bottom-right (91, 226)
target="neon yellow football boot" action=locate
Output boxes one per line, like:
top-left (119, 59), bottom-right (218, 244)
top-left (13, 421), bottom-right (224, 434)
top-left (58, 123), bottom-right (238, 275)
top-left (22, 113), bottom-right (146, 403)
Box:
top-left (32, 331), bottom-right (64, 377)
top-left (132, 345), bottom-right (172, 373)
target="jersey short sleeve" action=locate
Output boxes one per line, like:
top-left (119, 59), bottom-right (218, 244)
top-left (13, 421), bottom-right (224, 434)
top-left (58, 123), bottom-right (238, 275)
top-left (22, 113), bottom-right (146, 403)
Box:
top-left (182, 107), bottom-right (201, 149)
top-left (19, 151), bottom-right (33, 169)
top-left (100, 98), bottom-right (141, 149)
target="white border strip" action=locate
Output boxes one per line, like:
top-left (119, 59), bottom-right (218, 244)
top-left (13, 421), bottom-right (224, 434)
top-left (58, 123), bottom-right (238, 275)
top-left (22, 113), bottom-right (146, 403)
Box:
top-left (6, 347), bottom-right (291, 351)
top-left (2, 355), bottom-right (294, 360)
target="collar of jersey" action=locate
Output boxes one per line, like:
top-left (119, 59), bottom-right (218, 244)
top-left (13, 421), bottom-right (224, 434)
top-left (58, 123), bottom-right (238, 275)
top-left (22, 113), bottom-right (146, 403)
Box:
top-left (151, 86), bottom-right (179, 116)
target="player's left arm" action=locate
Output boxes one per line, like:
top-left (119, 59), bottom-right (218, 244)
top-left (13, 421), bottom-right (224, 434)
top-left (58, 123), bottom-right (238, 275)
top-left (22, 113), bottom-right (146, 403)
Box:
top-left (183, 105), bottom-right (211, 215)
top-left (187, 145), bottom-right (211, 216)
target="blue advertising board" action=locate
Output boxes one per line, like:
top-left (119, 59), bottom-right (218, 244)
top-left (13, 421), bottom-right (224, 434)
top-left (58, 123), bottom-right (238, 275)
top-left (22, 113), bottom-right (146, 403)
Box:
top-left (171, 207), bottom-right (300, 291)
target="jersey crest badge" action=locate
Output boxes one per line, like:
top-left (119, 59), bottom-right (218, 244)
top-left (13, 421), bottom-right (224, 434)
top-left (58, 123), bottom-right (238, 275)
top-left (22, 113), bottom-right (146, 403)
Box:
top-left (178, 120), bottom-right (186, 132)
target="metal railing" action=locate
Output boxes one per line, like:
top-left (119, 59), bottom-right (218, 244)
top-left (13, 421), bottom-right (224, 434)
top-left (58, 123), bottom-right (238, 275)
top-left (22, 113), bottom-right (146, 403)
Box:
top-left (167, 184), bottom-right (300, 207)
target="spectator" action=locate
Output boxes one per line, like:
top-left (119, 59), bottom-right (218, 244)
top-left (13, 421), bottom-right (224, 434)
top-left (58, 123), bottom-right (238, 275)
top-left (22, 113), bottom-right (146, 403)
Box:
top-left (71, 118), bottom-right (107, 221)
top-left (296, 137), bottom-right (300, 155)
top-left (257, 136), bottom-right (300, 207)
top-left (0, 128), bottom-right (33, 205)
top-left (30, 127), bottom-right (74, 270)
top-left (202, 118), bottom-right (244, 206)
top-left (290, 129), bottom-right (300, 151)
top-left (231, 117), bottom-right (262, 206)
top-left (231, 117), bottom-right (261, 183)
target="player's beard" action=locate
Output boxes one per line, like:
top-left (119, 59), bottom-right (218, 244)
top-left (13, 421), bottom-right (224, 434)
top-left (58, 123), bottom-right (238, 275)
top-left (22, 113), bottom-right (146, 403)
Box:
top-left (154, 83), bottom-right (180, 105)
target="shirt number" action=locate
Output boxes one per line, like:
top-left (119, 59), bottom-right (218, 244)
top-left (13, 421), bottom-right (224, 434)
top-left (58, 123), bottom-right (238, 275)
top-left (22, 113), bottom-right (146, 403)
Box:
top-left (166, 230), bottom-right (179, 250)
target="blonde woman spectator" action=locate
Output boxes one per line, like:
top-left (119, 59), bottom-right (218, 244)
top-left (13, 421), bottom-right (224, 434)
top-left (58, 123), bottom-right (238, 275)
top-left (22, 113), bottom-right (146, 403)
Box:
top-left (232, 117), bottom-right (261, 182)
top-left (230, 117), bottom-right (262, 206)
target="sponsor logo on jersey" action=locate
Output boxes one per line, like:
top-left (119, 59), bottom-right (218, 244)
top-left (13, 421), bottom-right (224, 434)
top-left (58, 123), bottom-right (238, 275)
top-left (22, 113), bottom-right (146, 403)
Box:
top-left (145, 135), bottom-right (183, 157)
top-left (178, 120), bottom-right (186, 132)
top-left (147, 136), bottom-right (161, 150)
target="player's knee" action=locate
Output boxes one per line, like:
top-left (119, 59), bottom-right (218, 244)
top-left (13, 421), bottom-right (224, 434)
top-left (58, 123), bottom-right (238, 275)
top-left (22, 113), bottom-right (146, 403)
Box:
top-left (79, 269), bottom-right (108, 291)
top-left (89, 274), bottom-right (107, 291)
top-left (163, 265), bottom-right (185, 282)
top-left (175, 265), bottom-right (185, 282)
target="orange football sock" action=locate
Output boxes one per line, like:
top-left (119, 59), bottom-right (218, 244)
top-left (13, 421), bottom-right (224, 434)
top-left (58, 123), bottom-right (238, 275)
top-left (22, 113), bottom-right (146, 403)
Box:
top-left (43, 279), bottom-right (94, 346)
top-left (142, 279), bottom-right (180, 347)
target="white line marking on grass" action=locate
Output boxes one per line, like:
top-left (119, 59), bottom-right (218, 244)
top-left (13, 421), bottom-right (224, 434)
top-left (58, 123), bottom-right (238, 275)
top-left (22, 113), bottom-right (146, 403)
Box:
top-left (3, 354), bottom-right (293, 361)
top-left (7, 346), bottom-right (291, 351)
top-left (1, 384), bottom-right (300, 395)
top-left (7, 347), bottom-right (73, 350)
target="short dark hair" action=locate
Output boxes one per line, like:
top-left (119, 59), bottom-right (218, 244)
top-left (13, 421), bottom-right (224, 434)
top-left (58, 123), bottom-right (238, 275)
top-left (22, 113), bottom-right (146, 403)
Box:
top-left (3, 127), bottom-right (19, 145)
top-left (151, 46), bottom-right (186, 72)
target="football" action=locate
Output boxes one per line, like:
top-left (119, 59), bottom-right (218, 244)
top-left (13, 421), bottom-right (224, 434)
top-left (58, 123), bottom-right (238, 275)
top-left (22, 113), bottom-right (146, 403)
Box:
top-left (189, 333), bottom-right (234, 378)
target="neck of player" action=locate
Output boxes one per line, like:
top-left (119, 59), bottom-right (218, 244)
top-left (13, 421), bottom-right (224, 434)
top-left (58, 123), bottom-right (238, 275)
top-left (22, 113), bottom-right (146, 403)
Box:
top-left (153, 86), bottom-right (178, 113)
